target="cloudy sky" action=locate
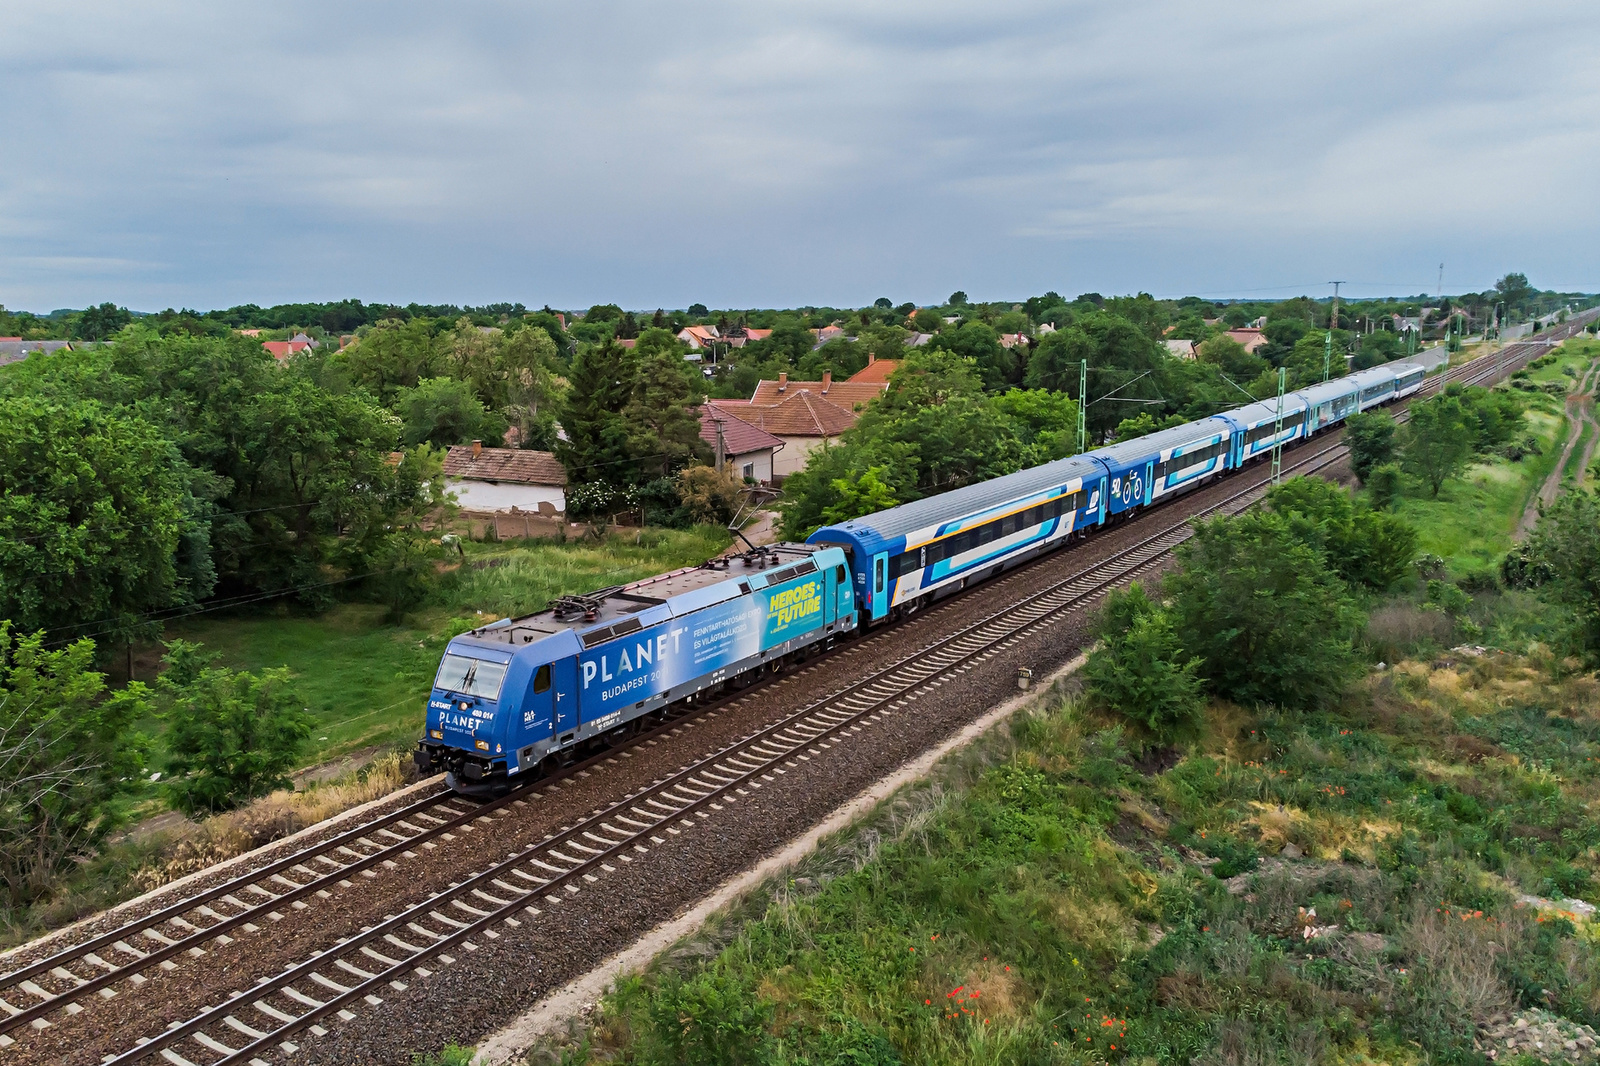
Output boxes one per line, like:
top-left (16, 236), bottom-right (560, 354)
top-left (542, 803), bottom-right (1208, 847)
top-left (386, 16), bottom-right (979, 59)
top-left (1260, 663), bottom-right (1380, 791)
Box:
top-left (3, 1), bottom-right (1596, 312)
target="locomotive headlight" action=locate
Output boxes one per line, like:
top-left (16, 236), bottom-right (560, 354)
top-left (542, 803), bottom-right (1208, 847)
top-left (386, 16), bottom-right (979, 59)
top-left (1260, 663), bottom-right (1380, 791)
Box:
top-left (475, 739), bottom-right (490, 751)
top-left (430, 729), bottom-right (443, 740)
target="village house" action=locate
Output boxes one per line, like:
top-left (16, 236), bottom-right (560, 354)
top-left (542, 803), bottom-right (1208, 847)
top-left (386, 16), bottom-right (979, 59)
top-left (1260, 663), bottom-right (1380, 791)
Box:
top-left (997, 333), bottom-right (1029, 349)
top-left (1164, 339), bottom-right (1197, 359)
top-left (700, 406), bottom-right (785, 485)
top-left (677, 324), bottom-right (719, 348)
top-left (708, 369), bottom-right (891, 480)
top-left (262, 332), bottom-right (319, 362)
top-left (442, 442), bottom-right (567, 514)
top-left (846, 351), bottom-right (899, 385)
top-left (1224, 328), bottom-right (1269, 354)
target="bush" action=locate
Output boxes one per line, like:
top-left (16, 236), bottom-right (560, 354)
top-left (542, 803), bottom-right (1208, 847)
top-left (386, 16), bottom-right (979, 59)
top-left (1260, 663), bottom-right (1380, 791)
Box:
top-left (1367, 462), bottom-right (1403, 510)
top-left (158, 641), bottom-right (315, 816)
top-left (678, 465), bottom-right (744, 526)
top-left (1084, 584), bottom-right (1206, 747)
top-left (1265, 476), bottom-right (1417, 591)
top-left (0, 626), bottom-right (149, 909)
top-left (1166, 512), bottom-right (1364, 709)
top-left (1345, 410), bottom-right (1397, 483)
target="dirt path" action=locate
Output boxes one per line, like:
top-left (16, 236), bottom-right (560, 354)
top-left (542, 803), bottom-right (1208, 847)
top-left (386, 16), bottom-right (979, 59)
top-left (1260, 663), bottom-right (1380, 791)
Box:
top-left (1518, 358), bottom-right (1600, 538)
top-left (1574, 361), bottom-right (1600, 490)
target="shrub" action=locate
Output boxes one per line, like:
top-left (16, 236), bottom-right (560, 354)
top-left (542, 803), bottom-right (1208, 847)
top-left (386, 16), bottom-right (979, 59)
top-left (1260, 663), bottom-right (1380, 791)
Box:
top-left (1084, 584), bottom-right (1206, 747)
top-left (1367, 462), bottom-right (1403, 510)
top-left (678, 465), bottom-right (744, 526)
top-left (1345, 410), bottom-right (1397, 482)
top-left (0, 626), bottom-right (149, 909)
top-left (158, 641), bottom-right (315, 816)
top-left (1166, 512), bottom-right (1364, 709)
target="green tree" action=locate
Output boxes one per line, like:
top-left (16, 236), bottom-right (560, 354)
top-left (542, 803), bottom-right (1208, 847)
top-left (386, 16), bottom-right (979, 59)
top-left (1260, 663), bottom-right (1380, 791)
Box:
top-left (928, 321), bottom-right (1016, 390)
top-left (158, 641), bottom-right (314, 815)
top-left (0, 397), bottom-right (202, 642)
top-left (0, 625), bottom-right (150, 907)
top-left (338, 318), bottom-right (443, 403)
top-left (989, 388), bottom-right (1080, 459)
top-left (948, 291), bottom-right (969, 307)
top-left (394, 377), bottom-right (506, 448)
top-left (1084, 584), bottom-right (1206, 746)
top-left (1401, 394), bottom-right (1476, 497)
top-left (1495, 272), bottom-right (1533, 312)
top-left (1166, 512), bottom-right (1364, 709)
top-left (1196, 334), bottom-right (1267, 382)
top-left (1344, 410), bottom-right (1397, 483)
top-left (1264, 476), bottom-right (1417, 591)
top-left (623, 329), bottom-right (710, 478)
top-left (912, 309), bottom-right (944, 333)
top-left (821, 467), bottom-right (899, 525)
top-left (77, 302), bottom-right (134, 341)
top-left (558, 340), bottom-right (635, 494)
top-left (1522, 489), bottom-right (1600, 665)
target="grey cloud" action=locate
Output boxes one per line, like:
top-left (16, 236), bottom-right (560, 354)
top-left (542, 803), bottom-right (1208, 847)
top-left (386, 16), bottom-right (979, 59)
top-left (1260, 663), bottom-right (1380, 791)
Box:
top-left (1, 0), bottom-right (1596, 310)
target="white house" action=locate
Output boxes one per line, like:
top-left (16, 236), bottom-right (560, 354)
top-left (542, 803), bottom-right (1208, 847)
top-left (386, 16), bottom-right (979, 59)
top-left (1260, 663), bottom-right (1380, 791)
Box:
top-left (443, 443), bottom-right (567, 514)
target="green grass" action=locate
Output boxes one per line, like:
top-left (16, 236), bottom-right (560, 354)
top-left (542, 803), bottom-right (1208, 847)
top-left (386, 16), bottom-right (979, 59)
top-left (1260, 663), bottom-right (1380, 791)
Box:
top-left (1387, 402), bottom-right (1567, 579)
top-left (160, 526), bottom-right (732, 769)
top-left (568, 658), bottom-right (1600, 1066)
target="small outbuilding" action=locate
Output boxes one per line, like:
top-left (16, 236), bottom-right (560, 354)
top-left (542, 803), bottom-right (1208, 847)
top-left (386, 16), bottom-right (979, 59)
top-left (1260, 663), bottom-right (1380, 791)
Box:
top-left (443, 443), bottom-right (568, 514)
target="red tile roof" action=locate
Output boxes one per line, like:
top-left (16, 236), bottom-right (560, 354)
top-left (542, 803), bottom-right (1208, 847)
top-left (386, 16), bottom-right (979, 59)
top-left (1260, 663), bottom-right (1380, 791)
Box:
top-left (262, 339), bottom-right (312, 361)
top-left (442, 446), bottom-right (567, 486)
top-left (712, 392), bottom-right (857, 438)
top-left (1225, 328), bottom-right (1268, 353)
top-left (700, 407), bottom-right (785, 456)
top-left (846, 357), bottom-right (900, 384)
top-left (747, 377), bottom-right (886, 409)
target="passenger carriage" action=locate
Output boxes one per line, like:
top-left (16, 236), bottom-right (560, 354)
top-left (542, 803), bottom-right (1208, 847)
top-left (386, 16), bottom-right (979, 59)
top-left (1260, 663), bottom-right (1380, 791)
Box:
top-left (1086, 416), bottom-right (1236, 515)
top-left (806, 454), bottom-right (1109, 625)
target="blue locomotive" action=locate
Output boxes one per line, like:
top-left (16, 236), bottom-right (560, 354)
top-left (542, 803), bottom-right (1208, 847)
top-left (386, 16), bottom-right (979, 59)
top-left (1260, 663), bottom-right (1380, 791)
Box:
top-left (417, 360), bottom-right (1428, 789)
top-left (413, 544), bottom-right (854, 788)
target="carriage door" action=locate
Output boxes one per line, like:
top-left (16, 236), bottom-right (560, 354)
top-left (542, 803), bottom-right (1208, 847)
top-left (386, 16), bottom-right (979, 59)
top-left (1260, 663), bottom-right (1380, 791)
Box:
top-left (552, 657), bottom-right (578, 736)
top-left (870, 552), bottom-right (890, 622)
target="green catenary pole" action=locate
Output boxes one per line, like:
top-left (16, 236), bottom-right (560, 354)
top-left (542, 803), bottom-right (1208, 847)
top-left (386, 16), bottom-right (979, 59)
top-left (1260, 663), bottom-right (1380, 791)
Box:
top-left (1078, 359), bottom-right (1087, 455)
top-left (1271, 366), bottom-right (1287, 484)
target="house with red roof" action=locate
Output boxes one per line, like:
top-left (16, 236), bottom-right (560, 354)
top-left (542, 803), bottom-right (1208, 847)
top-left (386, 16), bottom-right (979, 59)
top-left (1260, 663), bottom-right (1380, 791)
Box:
top-left (846, 352), bottom-right (899, 385)
top-left (442, 442), bottom-right (568, 514)
top-left (709, 368), bottom-right (891, 479)
top-left (700, 407), bottom-right (786, 484)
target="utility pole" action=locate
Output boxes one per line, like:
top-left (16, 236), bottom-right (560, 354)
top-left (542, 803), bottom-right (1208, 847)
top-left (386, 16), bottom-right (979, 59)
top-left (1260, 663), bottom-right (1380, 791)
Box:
top-left (1077, 360), bottom-right (1087, 455)
top-left (1325, 281), bottom-right (1344, 382)
top-left (1271, 367), bottom-right (1287, 484)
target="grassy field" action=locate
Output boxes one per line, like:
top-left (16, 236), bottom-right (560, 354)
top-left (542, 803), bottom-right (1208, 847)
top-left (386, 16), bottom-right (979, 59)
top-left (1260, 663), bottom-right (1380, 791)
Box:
top-left (559, 657), bottom-right (1600, 1066)
top-left (160, 526), bottom-right (732, 769)
top-left (1385, 341), bottom-right (1593, 581)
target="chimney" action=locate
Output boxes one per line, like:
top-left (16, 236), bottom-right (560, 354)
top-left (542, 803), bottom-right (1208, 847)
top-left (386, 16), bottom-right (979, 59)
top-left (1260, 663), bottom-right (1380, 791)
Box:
top-left (867, 352), bottom-right (876, 366)
top-left (777, 372), bottom-right (787, 392)
top-left (821, 370), bottom-right (832, 392)
top-left (471, 439), bottom-right (482, 459)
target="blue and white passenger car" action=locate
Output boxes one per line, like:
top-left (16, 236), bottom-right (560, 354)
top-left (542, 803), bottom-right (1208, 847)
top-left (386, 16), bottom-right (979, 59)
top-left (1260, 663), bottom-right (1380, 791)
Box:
top-left (1087, 416), bottom-right (1236, 515)
top-left (806, 454), bottom-right (1108, 624)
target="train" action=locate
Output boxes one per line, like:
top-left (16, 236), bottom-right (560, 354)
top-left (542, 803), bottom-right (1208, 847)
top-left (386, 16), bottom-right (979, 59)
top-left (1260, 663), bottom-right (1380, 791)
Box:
top-left (414, 359), bottom-right (1427, 791)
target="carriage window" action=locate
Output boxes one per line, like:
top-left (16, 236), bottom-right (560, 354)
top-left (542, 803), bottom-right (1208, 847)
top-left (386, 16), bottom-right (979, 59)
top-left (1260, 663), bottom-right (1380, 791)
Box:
top-left (533, 664), bottom-right (551, 694)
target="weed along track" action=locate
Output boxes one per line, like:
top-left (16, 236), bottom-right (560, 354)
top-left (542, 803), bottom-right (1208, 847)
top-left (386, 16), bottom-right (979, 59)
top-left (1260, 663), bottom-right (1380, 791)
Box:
top-left (3, 320), bottom-right (1591, 1066)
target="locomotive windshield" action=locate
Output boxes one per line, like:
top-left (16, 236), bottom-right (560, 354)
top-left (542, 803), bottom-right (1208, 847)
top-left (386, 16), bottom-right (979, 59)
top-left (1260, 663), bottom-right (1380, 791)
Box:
top-left (434, 654), bottom-right (509, 699)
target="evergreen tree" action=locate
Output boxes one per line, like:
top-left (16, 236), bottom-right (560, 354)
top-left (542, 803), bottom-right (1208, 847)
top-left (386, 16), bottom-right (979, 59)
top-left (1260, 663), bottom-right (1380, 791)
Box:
top-left (557, 340), bottom-right (636, 489)
top-left (623, 330), bottom-right (709, 478)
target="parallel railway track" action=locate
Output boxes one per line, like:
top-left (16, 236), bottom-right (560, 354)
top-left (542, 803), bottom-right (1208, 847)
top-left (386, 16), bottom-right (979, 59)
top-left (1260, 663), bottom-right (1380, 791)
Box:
top-left (4, 317), bottom-right (1591, 1065)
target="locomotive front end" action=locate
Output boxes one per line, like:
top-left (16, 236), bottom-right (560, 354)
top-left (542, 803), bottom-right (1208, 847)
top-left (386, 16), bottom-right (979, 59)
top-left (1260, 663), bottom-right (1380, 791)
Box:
top-left (413, 642), bottom-right (519, 789)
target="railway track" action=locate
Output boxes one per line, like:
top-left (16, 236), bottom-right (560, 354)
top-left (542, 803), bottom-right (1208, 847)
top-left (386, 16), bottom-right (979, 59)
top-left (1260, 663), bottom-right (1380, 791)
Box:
top-left (4, 319), bottom-right (1589, 1065)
